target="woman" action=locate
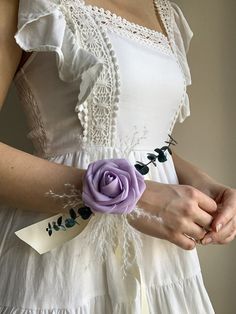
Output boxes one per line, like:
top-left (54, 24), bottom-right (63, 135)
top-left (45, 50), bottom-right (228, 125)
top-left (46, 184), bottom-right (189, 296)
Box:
top-left (0, 0), bottom-right (235, 313)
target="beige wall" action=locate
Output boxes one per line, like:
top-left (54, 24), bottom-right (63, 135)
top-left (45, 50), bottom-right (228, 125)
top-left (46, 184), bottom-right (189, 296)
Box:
top-left (173, 1), bottom-right (236, 314)
top-left (0, 1), bottom-right (235, 313)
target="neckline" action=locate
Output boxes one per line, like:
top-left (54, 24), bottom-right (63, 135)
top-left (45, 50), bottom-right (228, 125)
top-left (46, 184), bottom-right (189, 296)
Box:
top-left (82, 0), bottom-right (170, 42)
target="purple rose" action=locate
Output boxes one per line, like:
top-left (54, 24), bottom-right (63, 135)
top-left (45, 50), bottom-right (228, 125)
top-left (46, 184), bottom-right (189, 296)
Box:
top-left (82, 158), bottom-right (146, 214)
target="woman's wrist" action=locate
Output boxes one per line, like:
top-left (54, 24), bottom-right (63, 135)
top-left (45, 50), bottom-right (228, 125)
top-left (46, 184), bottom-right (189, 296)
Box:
top-left (75, 168), bottom-right (86, 191)
top-left (172, 152), bottom-right (215, 187)
top-left (171, 151), bottom-right (230, 201)
top-left (188, 173), bottom-right (218, 197)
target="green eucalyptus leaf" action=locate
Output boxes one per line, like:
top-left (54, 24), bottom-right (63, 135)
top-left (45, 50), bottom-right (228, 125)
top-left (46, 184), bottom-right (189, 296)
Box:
top-left (135, 164), bottom-right (149, 175)
top-left (154, 148), bottom-right (162, 154)
top-left (160, 146), bottom-right (169, 151)
top-left (157, 152), bottom-right (167, 162)
top-left (168, 147), bottom-right (172, 155)
top-left (69, 208), bottom-right (77, 220)
top-left (147, 153), bottom-right (157, 161)
top-left (65, 218), bottom-right (76, 228)
top-left (52, 222), bottom-right (60, 231)
top-left (78, 207), bottom-right (92, 220)
top-left (57, 216), bottom-right (63, 226)
top-left (135, 161), bottom-right (145, 166)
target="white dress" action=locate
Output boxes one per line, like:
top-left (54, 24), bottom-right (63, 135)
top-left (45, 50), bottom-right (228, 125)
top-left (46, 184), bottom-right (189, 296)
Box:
top-left (0, 0), bottom-right (215, 313)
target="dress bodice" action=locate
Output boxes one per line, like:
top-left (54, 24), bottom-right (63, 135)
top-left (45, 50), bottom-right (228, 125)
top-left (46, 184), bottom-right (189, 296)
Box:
top-left (13, 0), bottom-right (193, 159)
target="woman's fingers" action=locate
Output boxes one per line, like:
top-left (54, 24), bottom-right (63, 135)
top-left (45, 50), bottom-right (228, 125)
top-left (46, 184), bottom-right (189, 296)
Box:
top-left (179, 188), bottom-right (216, 231)
top-left (211, 188), bottom-right (236, 232)
top-left (182, 222), bottom-right (207, 241)
top-left (221, 233), bottom-right (236, 244)
top-left (201, 216), bottom-right (236, 245)
top-left (193, 207), bottom-right (214, 231)
top-left (128, 215), bottom-right (196, 251)
top-left (188, 186), bottom-right (217, 214)
top-left (167, 232), bottom-right (196, 250)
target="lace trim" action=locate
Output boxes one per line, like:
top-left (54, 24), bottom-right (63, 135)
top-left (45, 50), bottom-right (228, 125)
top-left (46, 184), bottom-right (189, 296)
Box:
top-left (14, 73), bottom-right (48, 156)
top-left (59, 0), bottom-right (121, 147)
top-left (85, 4), bottom-right (173, 56)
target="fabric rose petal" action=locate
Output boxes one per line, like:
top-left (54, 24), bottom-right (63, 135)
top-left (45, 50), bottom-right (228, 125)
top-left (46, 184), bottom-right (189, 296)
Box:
top-left (82, 158), bottom-right (146, 214)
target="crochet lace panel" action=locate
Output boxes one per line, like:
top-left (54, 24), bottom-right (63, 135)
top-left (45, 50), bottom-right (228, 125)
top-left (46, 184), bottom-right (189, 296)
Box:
top-left (85, 4), bottom-right (173, 56)
top-left (59, 0), bottom-right (186, 147)
top-left (59, 0), bottom-right (121, 147)
top-left (14, 73), bottom-right (48, 156)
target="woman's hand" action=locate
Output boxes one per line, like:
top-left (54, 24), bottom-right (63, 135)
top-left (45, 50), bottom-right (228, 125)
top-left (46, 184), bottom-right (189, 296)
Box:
top-left (171, 152), bottom-right (236, 245)
top-left (196, 181), bottom-right (236, 245)
top-left (128, 180), bottom-right (217, 250)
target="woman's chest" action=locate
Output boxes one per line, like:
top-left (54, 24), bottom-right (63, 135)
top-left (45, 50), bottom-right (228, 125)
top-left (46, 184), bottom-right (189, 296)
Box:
top-left (83, 0), bottom-right (168, 37)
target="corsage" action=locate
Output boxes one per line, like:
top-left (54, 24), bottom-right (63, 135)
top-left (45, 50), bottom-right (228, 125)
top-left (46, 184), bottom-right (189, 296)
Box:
top-left (45, 134), bottom-right (177, 235)
top-left (15, 134), bottom-right (177, 275)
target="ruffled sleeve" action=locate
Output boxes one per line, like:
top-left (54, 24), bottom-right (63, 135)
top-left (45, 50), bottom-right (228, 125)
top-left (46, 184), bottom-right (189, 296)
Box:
top-left (170, 1), bottom-right (194, 123)
top-left (14, 0), bottom-right (103, 103)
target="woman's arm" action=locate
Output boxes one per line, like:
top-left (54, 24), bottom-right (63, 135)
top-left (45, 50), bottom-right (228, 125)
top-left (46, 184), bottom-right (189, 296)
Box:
top-left (0, 142), bottom-right (86, 214)
top-left (0, 0), bottom-right (22, 109)
top-left (172, 151), bottom-right (220, 198)
top-left (0, 0), bottom-right (86, 215)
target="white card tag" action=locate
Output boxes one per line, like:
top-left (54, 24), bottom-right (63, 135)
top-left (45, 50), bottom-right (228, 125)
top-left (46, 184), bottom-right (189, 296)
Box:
top-left (15, 213), bottom-right (91, 254)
